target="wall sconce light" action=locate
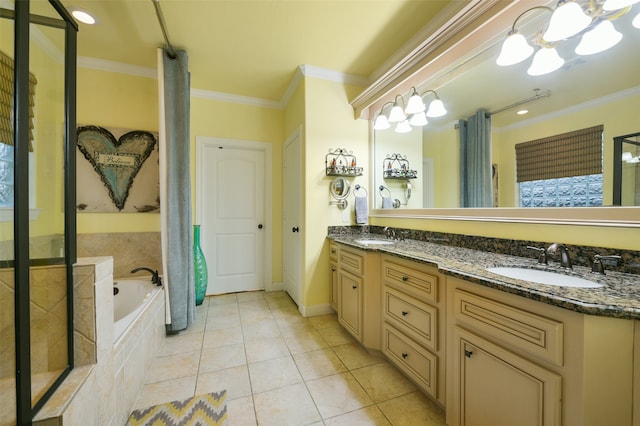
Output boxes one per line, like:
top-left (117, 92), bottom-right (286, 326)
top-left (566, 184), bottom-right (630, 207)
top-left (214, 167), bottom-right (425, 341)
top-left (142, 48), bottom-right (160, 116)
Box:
top-left (496, 0), bottom-right (638, 76)
top-left (373, 88), bottom-right (447, 133)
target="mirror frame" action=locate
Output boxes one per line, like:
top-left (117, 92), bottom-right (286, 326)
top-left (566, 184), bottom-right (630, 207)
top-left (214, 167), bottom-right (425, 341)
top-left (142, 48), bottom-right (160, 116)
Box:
top-left (351, 0), bottom-right (640, 228)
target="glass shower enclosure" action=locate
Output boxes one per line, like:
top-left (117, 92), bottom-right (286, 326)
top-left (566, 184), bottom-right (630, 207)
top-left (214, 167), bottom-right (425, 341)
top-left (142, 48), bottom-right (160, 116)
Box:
top-left (0, 0), bottom-right (77, 424)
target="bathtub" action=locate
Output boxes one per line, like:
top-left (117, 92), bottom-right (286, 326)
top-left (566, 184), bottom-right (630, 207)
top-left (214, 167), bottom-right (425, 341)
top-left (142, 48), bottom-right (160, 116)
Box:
top-left (113, 277), bottom-right (161, 342)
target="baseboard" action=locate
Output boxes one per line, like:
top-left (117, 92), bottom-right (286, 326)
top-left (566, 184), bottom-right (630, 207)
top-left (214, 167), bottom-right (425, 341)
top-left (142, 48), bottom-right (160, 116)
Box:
top-left (266, 281), bottom-right (284, 292)
top-left (298, 303), bottom-right (335, 317)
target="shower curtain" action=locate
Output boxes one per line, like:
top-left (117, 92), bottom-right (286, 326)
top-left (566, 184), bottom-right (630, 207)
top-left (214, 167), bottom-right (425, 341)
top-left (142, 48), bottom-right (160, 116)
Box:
top-left (158, 48), bottom-right (195, 331)
top-left (459, 110), bottom-right (492, 207)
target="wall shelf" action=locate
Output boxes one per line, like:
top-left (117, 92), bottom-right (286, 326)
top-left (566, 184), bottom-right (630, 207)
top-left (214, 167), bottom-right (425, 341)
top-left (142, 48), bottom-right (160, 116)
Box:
top-left (383, 153), bottom-right (417, 179)
top-left (326, 148), bottom-right (363, 176)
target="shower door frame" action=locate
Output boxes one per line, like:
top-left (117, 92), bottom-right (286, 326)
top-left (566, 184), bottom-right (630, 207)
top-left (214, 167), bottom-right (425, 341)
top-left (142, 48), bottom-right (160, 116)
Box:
top-left (8, 1), bottom-right (78, 424)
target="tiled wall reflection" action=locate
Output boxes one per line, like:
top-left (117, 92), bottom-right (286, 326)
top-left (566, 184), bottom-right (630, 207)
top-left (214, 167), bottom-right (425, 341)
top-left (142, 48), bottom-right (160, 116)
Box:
top-left (519, 174), bottom-right (603, 207)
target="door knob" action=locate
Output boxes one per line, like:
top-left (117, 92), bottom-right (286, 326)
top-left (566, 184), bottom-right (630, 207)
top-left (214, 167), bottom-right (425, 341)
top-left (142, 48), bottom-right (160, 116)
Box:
top-left (292, 226), bottom-right (299, 232)
top-left (258, 224), bottom-right (263, 229)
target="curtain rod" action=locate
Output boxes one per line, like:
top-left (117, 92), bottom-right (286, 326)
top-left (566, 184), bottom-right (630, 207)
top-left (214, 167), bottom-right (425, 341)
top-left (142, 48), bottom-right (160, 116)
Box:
top-left (455, 89), bottom-right (551, 128)
top-left (486, 89), bottom-right (551, 117)
top-left (151, 0), bottom-right (177, 59)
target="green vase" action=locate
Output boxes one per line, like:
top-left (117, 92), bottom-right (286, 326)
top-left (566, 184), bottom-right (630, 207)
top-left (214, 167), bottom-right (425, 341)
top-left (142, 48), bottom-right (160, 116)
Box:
top-left (193, 225), bottom-right (208, 306)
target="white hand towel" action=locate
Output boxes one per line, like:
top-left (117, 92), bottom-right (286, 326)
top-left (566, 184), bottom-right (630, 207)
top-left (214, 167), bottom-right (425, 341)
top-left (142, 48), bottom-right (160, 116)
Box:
top-left (355, 195), bottom-right (368, 224)
top-left (382, 197), bottom-right (392, 209)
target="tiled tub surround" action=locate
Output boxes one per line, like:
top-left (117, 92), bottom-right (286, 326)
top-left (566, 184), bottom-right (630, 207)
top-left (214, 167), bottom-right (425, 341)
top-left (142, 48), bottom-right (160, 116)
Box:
top-left (33, 256), bottom-right (165, 426)
top-left (328, 227), bottom-right (640, 319)
top-left (78, 232), bottom-right (162, 278)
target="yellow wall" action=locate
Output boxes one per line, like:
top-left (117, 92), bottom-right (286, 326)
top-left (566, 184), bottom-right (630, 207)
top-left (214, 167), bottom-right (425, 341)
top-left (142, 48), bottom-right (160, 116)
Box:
top-left (76, 68), bottom-right (160, 233)
top-left (302, 77), bottom-right (369, 307)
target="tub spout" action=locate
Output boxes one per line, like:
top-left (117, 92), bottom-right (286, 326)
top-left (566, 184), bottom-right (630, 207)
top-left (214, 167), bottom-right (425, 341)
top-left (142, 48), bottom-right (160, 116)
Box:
top-left (131, 267), bottom-right (161, 286)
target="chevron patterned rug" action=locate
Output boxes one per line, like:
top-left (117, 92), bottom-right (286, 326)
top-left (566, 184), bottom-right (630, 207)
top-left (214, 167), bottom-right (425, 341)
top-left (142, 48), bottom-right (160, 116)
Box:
top-left (126, 390), bottom-right (227, 426)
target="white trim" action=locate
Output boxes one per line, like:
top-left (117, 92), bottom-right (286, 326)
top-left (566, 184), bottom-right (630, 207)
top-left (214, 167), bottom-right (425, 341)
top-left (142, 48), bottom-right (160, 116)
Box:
top-left (298, 303), bottom-right (335, 318)
top-left (266, 281), bottom-right (284, 292)
top-left (78, 56), bottom-right (157, 79)
top-left (195, 137), bottom-right (273, 293)
top-left (0, 208), bottom-right (41, 222)
top-left (77, 56), bottom-right (365, 110)
top-left (190, 88), bottom-right (281, 109)
top-left (280, 67), bottom-right (305, 109)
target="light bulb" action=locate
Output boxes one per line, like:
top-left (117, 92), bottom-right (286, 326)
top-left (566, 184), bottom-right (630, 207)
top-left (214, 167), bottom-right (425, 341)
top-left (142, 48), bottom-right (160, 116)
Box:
top-left (409, 112), bottom-right (428, 126)
top-left (405, 90), bottom-right (426, 114)
top-left (496, 32), bottom-right (534, 66)
top-left (633, 11), bottom-right (640, 28)
top-left (70, 8), bottom-right (97, 25)
top-left (527, 47), bottom-right (565, 76)
top-left (602, 0), bottom-right (640, 10)
top-left (426, 98), bottom-right (447, 117)
top-left (373, 114), bottom-right (390, 130)
top-left (395, 120), bottom-right (412, 133)
top-left (622, 152), bottom-right (633, 162)
top-left (575, 21), bottom-right (622, 55)
top-left (388, 104), bottom-right (406, 123)
top-left (543, 1), bottom-right (591, 42)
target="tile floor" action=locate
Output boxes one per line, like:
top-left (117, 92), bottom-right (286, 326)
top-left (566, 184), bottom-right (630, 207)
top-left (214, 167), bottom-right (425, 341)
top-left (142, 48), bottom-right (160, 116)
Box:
top-left (132, 290), bottom-right (446, 425)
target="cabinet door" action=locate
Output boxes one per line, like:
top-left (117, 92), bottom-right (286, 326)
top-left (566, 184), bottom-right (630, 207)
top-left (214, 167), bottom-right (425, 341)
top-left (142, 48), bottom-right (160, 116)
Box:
top-left (338, 270), bottom-right (362, 340)
top-left (454, 328), bottom-right (561, 426)
top-left (330, 261), bottom-right (338, 310)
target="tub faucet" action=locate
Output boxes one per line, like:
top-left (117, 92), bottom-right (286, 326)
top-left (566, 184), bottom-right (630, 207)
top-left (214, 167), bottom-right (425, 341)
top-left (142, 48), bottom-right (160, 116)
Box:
top-left (547, 243), bottom-right (572, 269)
top-left (131, 267), bottom-right (161, 285)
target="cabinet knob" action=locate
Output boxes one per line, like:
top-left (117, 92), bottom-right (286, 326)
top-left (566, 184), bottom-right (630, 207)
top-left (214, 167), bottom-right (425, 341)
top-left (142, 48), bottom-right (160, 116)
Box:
top-left (352, 285), bottom-right (357, 289)
top-left (464, 350), bottom-right (473, 359)
top-left (402, 276), bottom-right (409, 282)
top-left (331, 267), bottom-right (336, 272)
top-left (402, 352), bottom-right (408, 359)
top-left (401, 310), bottom-right (409, 316)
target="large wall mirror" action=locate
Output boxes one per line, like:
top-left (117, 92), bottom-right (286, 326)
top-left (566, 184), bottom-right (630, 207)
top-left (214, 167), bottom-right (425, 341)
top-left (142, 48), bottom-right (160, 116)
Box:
top-left (370, 0), bottom-right (640, 224)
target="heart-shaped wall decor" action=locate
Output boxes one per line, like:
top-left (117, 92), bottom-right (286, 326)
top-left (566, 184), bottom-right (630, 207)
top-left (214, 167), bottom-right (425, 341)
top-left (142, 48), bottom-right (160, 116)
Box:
top-left (77, 125), bottom-right (157, 210)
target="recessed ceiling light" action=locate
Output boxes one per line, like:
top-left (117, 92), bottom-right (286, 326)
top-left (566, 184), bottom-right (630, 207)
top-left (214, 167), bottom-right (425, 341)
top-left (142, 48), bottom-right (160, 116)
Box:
top-left (516, 109), bottom-right (529, 115)
top-left (69, 7), bottom-right (97, 25)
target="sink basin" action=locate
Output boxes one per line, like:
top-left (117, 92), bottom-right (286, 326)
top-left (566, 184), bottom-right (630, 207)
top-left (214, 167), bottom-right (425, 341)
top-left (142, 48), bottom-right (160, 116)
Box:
top-left (486, 267), bottom-right (604, 288)
top-left (355, 239), bottom-right (394, 245)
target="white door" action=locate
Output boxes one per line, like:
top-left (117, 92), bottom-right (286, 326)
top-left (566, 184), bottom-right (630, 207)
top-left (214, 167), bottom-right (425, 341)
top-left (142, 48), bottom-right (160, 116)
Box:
top-left (283, 130), bottom-right (302, 306)
top-left (199, 143), bottom-right (265, 294)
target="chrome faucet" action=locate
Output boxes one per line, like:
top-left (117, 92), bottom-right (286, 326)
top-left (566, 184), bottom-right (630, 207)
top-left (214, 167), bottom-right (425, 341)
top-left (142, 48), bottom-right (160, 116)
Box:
top-left (591, 254), bottom-right (621, 275)
top-left (546, 243), bottom-right (572, 269)
top-left (131, 267), bottom-right (162, 285)
top-left (384, 226), bottom-right (397, 240)
top-left (526, 246), bottom-right (548, 264)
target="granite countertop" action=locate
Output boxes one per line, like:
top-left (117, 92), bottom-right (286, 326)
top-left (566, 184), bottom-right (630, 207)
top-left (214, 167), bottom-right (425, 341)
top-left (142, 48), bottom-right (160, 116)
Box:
top-left (328, 233), bottom-right (640, 320)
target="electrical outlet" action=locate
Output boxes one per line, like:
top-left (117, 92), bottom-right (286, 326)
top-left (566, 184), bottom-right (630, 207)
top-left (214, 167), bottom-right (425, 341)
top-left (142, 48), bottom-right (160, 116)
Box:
top-left (342, 208), bottom-right (350, 223)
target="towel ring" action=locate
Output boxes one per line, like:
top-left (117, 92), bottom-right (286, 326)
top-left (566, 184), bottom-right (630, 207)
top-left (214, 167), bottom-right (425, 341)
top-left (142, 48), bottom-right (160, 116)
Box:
top-left (354, 184), bottom-right (368, 197)
top-left (378, 185), bottom-right (391, 199)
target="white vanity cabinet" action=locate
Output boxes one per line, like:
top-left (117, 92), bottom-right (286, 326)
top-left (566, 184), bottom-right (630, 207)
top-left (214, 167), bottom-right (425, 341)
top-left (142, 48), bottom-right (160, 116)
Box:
top-left (335, 244), bottom-right (381, 350)
top-left (381, 255), bottom-right (446, 405)
top-left (446, 276), bottom-right (635, 426)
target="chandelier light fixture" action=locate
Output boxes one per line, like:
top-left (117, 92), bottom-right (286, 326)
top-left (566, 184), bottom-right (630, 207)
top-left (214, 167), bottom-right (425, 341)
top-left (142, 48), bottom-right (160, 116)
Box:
top-left (373, 88), bottom-right (447, 133)
top-left (496, 0), bottom-right (639, 76)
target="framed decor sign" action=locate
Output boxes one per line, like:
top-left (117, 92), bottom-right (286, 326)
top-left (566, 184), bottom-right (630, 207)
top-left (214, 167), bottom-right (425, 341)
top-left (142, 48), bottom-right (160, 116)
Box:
top-left (76, 125), bottom-right (160, 213)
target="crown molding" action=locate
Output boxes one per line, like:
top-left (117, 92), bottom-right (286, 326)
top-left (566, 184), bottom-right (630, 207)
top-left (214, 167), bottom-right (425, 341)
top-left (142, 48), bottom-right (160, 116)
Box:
top-left (78, 56), bottom-right (157, 78)
top-left (78, 56), bottom-right (368, 109)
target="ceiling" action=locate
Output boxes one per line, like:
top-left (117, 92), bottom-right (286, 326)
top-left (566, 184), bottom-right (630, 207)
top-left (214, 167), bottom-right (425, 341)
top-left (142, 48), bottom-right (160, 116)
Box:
top-left (57, 0), bottom-right (452, 102)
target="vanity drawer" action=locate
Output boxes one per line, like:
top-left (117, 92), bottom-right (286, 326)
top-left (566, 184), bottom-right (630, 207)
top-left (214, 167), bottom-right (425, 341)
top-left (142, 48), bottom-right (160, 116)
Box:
top-left (454, 289), bottom-right (564, 366)
top-left (329, 242), bottom-right (338, 261)
top-left (383, 258), bottom-right (438, 303)
top-left (383, 322), bottom-right (437, 399)
top-left (339, 247), bottom-right (364, 275)
top-left (384, 286), bottom-right (437, 352)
